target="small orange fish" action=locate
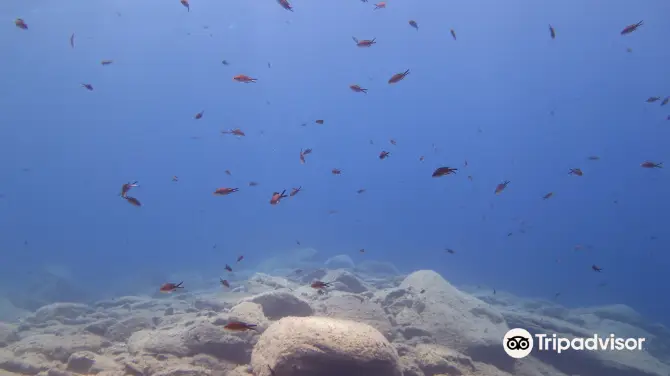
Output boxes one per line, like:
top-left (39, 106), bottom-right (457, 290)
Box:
top-left (270, 190), bottom-right (288, 205)
top-left (160, 282), bottom-right (184, 293)
top-left (237, 255), bottom-right (244, 262)
top-left (432, 167), bottom-right (457, 177)
top-left (388, 69), bottom-right (410, 84)
top-left (352, 36), bottom-right (376, 47)
top-left (311, 281), bottom-right (331, 289)
top-left (409, 20), bottom-right (418, 30)
top-left (621, 21), bottom-right (643, 35)
top-left (350, 84), bottom-right (368, 93)
top-left (277, 0), bottom-right (293, 12)
top-left (81, 83), bottom-right (94, 91)
top-left (543, 192), bottom-right (553, 200)
top-left (194, 110), bottom-right (204, 119)
top-left (233, 74), bottom-right (257, 83)
top-left (290, 186), bottom-right (302, 196)
top-left (225, 264), bottom-right (233, 272)
top-left (222, 128), bottom-right (245, 136)
top-left (332, 168), bottom-right (342, 175)
top-left (180, 0), bottom-right (190, 11)
top-left (315, 119), bottom-right (324, 124)
top-left (224, 321), bottom-right (257, 331)
top-left (641, 161), bottom-right (662, 168)
top-left (15, 18), bottom-right (28, 30)
top-left (373, 2), bottom-right (385, 10)
top-left (568, 168), bottom-right (583, 176)
top-left (220, 278), bottom-right (230, 288)
top-left (213, 187), bottom-right (239, 195)
top-left (379, 151), bottom-right (390, 160)
top-left (494, 180), bottom-right (510, 194)
top-left (124, 196), bottom-right (141, 207)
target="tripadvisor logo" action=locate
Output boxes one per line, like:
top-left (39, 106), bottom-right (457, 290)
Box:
top-left (503, 328), bottom-right (646, 359)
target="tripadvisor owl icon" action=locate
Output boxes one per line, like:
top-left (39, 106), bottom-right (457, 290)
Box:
top-left (503, 328), bottom-right (534, 359)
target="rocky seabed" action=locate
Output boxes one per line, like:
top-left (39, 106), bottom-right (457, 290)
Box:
top-left (0, 265), bottom-right (669, 376)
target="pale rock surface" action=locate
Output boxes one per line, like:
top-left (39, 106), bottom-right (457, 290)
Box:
top-left (127, 316), bottom-right (256, 364)
top-left (242, 291), bottom-right (313, 319)
top-left (31, 303), bottom-right (94, 324)
top-left (248, 273), bottom-right (293, 291)
top-left (105, 315), bottom-right (156, 342)
top-left (321, 269), bottom-right (369, 293)
top-left (503, 309), bottom-right (670, 376)
top-left (9, 333), bottom-right (108, 362)
top-left (0, 267), bottom-right (667, 376)
top-left (316, 294), bottom-right (393, 339)
top-left (66, 350), bottom-right (121, 374)
top-left (0, 324), bottom-right (19, 348)
top-left (228, 302), bottom-right (270, 329)
top-left (395, 270), bottom-right (511, 369)
top-left (251, 316), bottom-right (402, 376)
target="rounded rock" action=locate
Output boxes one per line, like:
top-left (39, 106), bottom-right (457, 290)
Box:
top-left (251, 316), bottom-right (401, 376)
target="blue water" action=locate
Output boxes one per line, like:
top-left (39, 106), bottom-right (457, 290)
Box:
top-left (1, 0), bottom-right (669, 325)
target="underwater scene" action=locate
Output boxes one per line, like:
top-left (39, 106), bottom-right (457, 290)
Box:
top-left (1, 0), bottom-right (670, 375)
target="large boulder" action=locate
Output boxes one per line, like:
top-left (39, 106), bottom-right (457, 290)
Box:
top-left (251, 316), bottom-right (402, 376)
top-left (391, 270), bottom-right (511, 369)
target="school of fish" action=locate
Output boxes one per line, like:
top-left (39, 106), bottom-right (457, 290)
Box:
top-left (12, 1), bottom-right (666, 332)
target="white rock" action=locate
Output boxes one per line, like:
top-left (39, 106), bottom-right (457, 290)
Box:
top-left (251, 316), bottom-right (401, 376)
